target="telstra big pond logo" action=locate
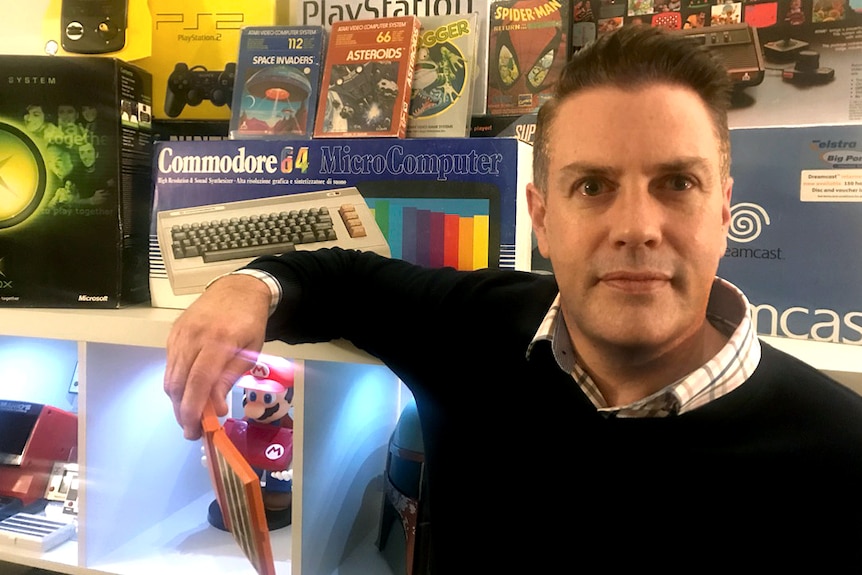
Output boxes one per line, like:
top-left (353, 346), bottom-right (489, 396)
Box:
top-left (0, 122), bottom-right (46, 229)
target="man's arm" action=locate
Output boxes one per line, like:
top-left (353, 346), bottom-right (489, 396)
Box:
top-left (164, 273), bottom-right (271, 440)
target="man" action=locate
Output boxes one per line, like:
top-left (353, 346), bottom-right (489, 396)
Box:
top-left (165, 26), bottom-right (862, 566)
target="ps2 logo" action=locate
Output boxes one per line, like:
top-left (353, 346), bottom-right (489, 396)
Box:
top-left (154, 12), bottom-right (244, 30)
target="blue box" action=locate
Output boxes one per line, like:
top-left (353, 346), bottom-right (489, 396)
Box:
top-left (150, 137), bottom-right (532, 308)
top-left (718, 124), bottom-right (862, 346)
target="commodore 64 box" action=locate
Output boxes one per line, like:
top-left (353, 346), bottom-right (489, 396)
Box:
top-left (150, 137), bottom-right (532, 308)
top-left (0, 55), bottom-right (152, 308)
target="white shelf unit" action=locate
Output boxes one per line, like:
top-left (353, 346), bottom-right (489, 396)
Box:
top-left (0, 305), bottom-right (403, 575)
top-left (0, 307), bottom-right (859, 575)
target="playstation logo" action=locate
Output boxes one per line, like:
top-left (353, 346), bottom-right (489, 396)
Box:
top-left (0, 122), bottom-right (47, 229)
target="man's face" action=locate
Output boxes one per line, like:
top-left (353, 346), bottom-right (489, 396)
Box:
top-left (57, 105), bottom-right (77, 127)
top-left (78, 143), bottom-right (97, 168)
top-left (528, 84), bottom-right (732, 354)
top-left (24, 107), bottom-right (45, 131)
top-left (46, 146), bottom-right (74, 179)
top-left (82, 106), bottom-right (98, 123)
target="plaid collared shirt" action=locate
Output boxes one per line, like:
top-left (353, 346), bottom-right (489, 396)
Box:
top-left (526, 277), bottom-right (761, 418)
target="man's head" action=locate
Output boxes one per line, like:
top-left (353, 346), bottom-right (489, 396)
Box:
top-left (57, 105), bottom-right (78, 128)
top-left (45, 144), bottom-right (74, 180)
top-left (527, 25), bottom-right (735, 363)
top-left (24, 105), bottom-right (45, 132)
top-left (533, 25), bottom-right (733, 193)
top-left (81, 105), bottom-right (98, 123)
top-left (78, 142), bottom-right (98, 169)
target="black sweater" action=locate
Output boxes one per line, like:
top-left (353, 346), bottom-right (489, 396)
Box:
top-left (250, 248), bottom-right (862, 568)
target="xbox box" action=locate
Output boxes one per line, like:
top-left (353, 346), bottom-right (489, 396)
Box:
top-left (0, 55), bottom-right (153, 307)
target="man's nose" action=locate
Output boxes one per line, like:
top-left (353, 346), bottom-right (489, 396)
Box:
top-left (607, 187), bottom-right (662, 248)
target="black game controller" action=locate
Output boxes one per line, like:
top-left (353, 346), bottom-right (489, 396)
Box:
top-left (164, 63), bottom-right (236, 118)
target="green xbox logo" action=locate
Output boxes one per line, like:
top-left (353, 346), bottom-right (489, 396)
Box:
top-left (0, 122), bottom-right (47, 229)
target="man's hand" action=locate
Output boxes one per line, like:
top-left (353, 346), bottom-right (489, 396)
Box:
top-left (163, 274), bottom-right (272, 440)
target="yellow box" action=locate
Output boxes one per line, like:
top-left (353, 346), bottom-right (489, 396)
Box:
top-left (135, 0), bottom-right (277, 121)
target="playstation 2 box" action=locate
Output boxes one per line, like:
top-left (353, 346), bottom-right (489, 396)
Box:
top-left (150, 137), bottom-right (532, 309)
top-left (134, 0), bottom-right (277, 121)
top-left (0, 55), bottom-right (153, 308)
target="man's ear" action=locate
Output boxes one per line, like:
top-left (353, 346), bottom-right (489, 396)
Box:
top-left (527, 182), bottom-right (550, 258)
top-left (719, 176), bottom-right (733, 257)
top-left (721, 176), bottom-right (733, 229)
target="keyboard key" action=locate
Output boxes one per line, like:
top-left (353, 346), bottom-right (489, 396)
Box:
top-left (202, 242), bottom-right (296, 263)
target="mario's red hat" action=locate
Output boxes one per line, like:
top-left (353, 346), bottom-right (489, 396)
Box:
top-left (235, 354), bottom-right (294, 393)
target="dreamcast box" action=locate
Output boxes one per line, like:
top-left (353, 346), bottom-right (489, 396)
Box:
top-left (150, 137), bottom-right (532, 308)
top-left (0, 55), bottom-right (153, 308)
top-left (718, 124), bottom-right (862, 346)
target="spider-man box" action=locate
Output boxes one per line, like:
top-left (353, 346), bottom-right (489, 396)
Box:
top-left (149, 137), bottom-right (532, 309)
top-left (486, 0), bottom-right (571, 116)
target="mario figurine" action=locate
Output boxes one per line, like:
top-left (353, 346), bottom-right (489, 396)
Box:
top-left (207, 354), bottom-right (295, 531)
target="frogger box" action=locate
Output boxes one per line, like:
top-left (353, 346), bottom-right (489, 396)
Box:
top-left (0, 55), bottom-right (153, 308)
top-left (150, 137), bottom-right (532, 309)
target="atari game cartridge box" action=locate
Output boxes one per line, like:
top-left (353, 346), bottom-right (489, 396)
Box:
top-left (0, 55), bottom-right (153, 308)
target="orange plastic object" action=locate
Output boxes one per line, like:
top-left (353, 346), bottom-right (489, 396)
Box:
top-left (201, 401), bottom-right (276, 575)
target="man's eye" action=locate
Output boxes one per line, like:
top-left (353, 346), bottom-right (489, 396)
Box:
top-left (664, 174), bottom-right (695, 191)
top-left (575, 178), bottom-right (606, 197)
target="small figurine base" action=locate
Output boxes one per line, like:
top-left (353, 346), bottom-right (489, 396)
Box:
top-left (207, 499), bottom-right (292, 532)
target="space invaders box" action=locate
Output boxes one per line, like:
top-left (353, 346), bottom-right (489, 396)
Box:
top-left (150, 137), bottom-right (532, 309)
top-left (0, 55), bottom-right (153, 308)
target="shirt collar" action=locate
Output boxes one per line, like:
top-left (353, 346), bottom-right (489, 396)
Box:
top-left (526, 277), bottom-right (761, 417)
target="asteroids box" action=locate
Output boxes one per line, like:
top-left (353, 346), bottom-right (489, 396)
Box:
top-left (0, 55), bottom-right (153, 308)
top-left (150, 137), bottom-right (532, 308)
top-left (718, 124), bottom-right (862, 346)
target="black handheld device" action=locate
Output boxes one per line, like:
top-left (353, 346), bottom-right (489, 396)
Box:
top-left (61, 0), bottom-right (128, 54)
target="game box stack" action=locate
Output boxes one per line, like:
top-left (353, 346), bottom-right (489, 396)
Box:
top-left (0, 55), bottom-right (153, 308)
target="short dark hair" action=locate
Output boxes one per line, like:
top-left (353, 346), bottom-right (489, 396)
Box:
top-left (532, 25), bottom-right (734, 191)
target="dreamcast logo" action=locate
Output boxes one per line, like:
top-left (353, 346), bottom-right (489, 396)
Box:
top-left (729, 202), bottom-right (770, 243)
top-left (0, 122), bottom-right (46, 229)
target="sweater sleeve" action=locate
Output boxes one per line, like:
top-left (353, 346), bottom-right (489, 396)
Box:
top-left (243, 247), bottom-right (477, 360)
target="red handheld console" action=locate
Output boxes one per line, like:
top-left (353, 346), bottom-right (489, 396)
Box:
top-left (0, 401), bottom-right (78, 506)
